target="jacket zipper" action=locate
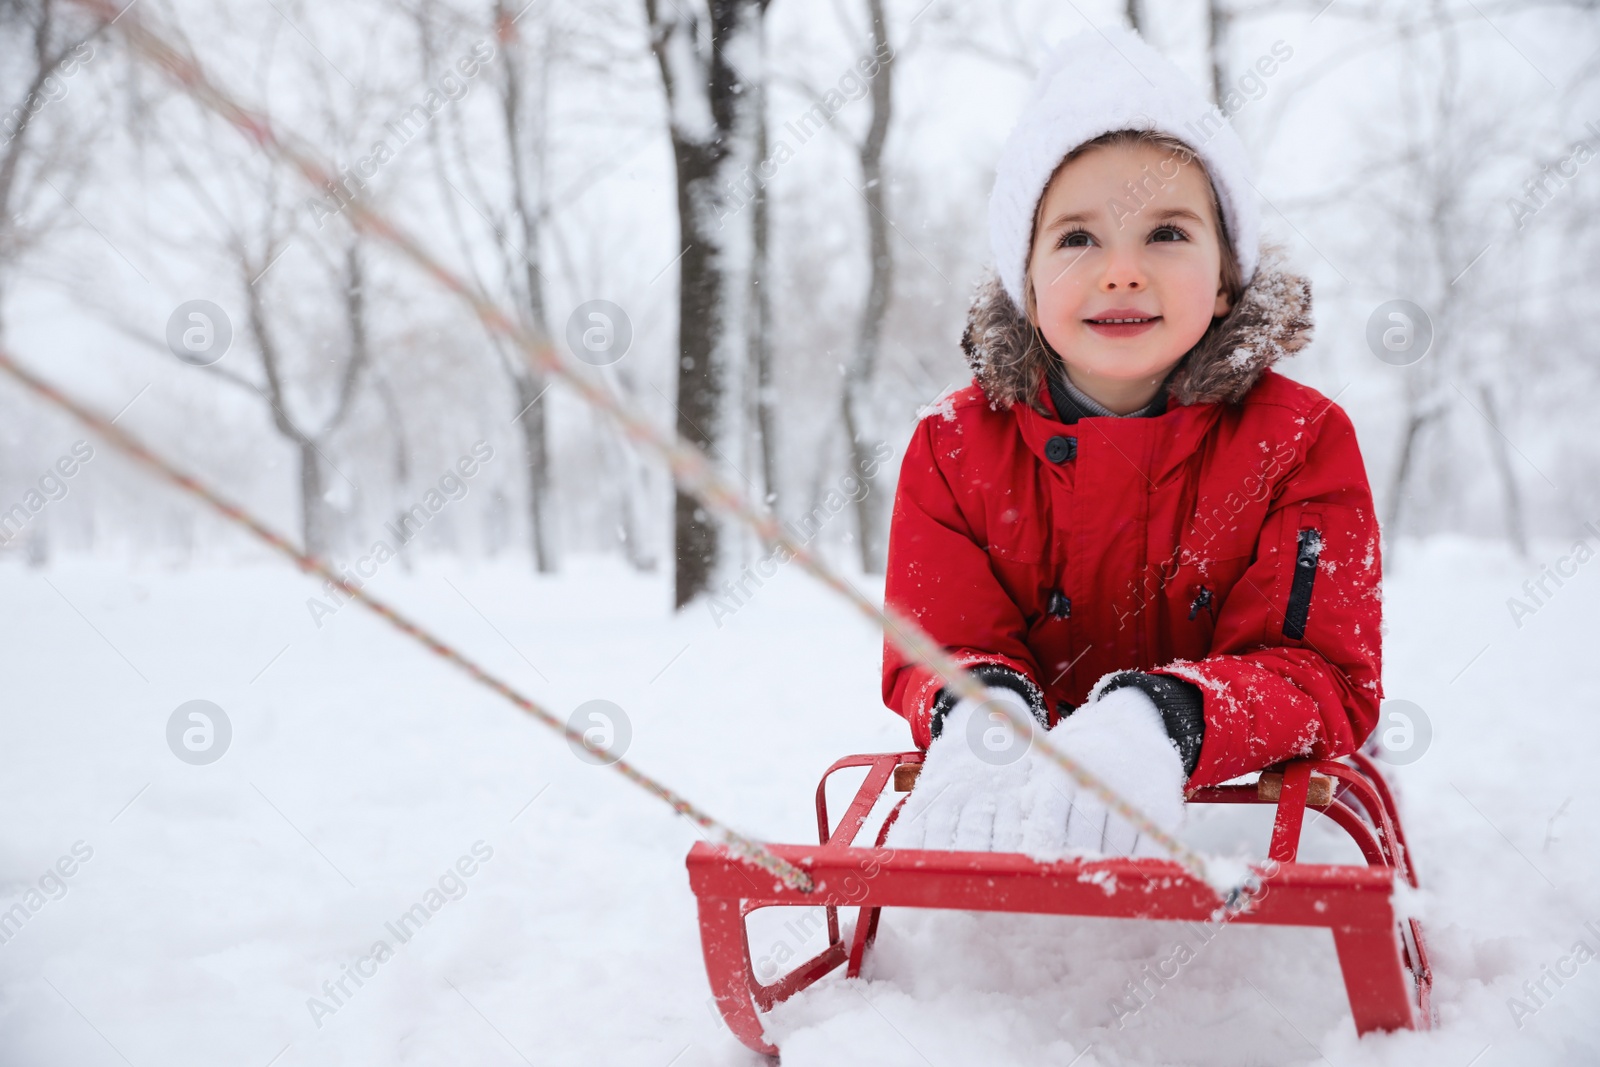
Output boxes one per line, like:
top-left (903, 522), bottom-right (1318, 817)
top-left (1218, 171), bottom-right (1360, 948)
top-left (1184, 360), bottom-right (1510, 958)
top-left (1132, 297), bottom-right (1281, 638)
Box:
top-left (1187, 585), bottom-right (1215, 624)
top-left (1282, 526), bottom-right (1322, 640)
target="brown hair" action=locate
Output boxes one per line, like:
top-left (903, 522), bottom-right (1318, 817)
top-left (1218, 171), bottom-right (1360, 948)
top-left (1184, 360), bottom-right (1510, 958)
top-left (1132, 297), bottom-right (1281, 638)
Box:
top-left (1014, 129), bottom-right (1247, 411)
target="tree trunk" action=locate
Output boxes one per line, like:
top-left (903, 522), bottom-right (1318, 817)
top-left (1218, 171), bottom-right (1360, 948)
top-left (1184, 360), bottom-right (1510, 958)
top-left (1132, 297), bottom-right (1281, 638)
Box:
top-left (0, 0), bottom-right (93, 341)
top-left (750, 36), bottom-right (779, 510)
top-left (298, 439), bottom-right (327, 558)
top-left (242, 238), bottom-right (371, 561)
top-left (1478, 382), bottom-right (1528, 559)
top-left (1383, 405), bottom-right (1435, 568)
top-left (603, 401), bottom-right (658, 572)
top-left (646, 0), bottom-right (770, 608)
top-left (841, 0), bottom-right (894, 575)
top-left (1206, 0), bottom-right (1229, 106)
top-left (374, 374), bottom-right (414, 573)
top-left (498, 1), bottom-right (557, 573)
top-left (246, 269), bottom-right (322, 556)
top-left (513, 374), bottom-right (555, 571)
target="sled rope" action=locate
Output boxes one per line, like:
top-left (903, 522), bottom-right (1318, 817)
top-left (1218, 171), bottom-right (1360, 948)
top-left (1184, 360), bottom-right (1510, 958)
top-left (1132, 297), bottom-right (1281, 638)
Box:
top-left (0, 350), bottom-right (812, 894)
top-left (61, 0), bottom-right (1219, 887)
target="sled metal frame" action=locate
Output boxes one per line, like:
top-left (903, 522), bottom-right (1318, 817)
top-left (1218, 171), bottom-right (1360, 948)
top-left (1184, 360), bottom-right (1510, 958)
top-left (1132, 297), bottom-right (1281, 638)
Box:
top-left (686, 750), bottom-right (1433, 1057)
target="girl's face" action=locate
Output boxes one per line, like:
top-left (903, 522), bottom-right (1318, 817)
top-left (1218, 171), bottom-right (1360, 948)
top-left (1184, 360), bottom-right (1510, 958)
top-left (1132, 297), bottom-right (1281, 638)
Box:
top-left (1026, 141), bottom-right (1233, 406)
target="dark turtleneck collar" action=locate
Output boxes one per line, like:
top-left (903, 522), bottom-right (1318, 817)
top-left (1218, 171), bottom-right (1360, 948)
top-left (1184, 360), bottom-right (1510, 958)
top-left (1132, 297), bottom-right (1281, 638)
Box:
top-left (1046, 364), bottom-right (1172, 425)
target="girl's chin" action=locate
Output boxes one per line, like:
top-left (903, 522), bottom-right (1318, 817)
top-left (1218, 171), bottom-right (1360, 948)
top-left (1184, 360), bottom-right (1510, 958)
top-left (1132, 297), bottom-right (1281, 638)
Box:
top-left (1059, 355), bottom-right (1186, 383)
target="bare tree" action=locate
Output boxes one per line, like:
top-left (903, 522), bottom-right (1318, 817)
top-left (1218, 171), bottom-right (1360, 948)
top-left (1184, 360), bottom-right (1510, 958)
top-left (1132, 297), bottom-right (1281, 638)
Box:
top-left (418, 0), bottom-right (668, 574)
top-left (141, 7), bottom-right (386, 559)
top-left (747, 14), bottom-right (779, 509)
top-left (1206, 0), bottom-right (1232, 107)
top-left (0, 0), bottom-right (99, 564)
top-left (1375, 7), bottom-right (1518, 556)
top-left (490, 0), bottom-right (559, 572)
top-left (928, 0), bottom-right (1037, 73)
top-left (1247, 0), bottom-right (1560, 559)
top-left (645, 0), bottom-right (772, 608)
top-left (371, 371), bottom-right (416, 571)
top-left (0, 0), bottom-right (97, 339)
top-left (417, 0), bottom-right (560, 571)
top-left (255, 248), bottom-right (368, 555)
top-left (837, 0), bottom-right (895, 573)
top-left (775, 0), bottom-right (925, 572)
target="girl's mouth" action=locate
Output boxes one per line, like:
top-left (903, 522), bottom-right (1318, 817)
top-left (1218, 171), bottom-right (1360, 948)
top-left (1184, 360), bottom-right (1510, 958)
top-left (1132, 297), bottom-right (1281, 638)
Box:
top-left (1085, 314), bottom-right (1161, 338)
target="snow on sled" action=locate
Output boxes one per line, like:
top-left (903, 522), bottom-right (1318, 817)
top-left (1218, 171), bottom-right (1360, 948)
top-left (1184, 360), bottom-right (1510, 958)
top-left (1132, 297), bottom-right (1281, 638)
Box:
top-left (686, 749), bottom-right (1433, 1056)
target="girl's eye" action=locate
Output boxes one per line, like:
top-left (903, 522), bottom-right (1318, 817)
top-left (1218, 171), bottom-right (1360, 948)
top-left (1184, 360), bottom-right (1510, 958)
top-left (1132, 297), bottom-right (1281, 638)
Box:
top-left (1056, 227), bottom-right (1095, 249)
top-left (1150, 224), bottom-right (1190, 243)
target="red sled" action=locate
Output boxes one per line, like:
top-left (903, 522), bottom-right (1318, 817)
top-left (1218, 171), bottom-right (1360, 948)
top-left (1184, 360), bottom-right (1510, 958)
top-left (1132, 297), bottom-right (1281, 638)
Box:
top-left (686, 749), bottom-right (1434, 1057)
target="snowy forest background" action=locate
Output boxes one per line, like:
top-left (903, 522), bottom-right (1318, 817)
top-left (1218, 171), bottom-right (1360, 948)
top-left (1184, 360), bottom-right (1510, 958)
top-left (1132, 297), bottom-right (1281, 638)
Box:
top-left (3, 0), bottom-right (1599, 597)
top-left (7, 2), bottom-right (1600, 1065)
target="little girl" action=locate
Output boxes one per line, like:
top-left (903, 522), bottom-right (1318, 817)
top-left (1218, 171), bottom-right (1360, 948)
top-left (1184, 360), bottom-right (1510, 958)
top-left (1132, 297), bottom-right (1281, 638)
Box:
top-left (883, 28), bottom-right (1382, 857)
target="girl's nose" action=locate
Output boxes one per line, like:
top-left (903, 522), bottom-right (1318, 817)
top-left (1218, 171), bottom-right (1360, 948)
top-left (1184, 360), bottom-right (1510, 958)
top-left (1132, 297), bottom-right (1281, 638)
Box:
top-left (1100, 245), bottom-right (1146, 290)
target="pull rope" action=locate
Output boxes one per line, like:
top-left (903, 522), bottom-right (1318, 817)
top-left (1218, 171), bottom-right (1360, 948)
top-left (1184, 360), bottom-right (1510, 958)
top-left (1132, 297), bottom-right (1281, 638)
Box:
top-left (58, 0), bottom-right (1218, 886)
top-left (0, 349), bottom-right (813, 893)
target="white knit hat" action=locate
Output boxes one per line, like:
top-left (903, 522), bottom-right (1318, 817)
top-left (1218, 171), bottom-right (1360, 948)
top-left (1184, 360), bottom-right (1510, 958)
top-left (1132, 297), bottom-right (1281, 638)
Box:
top-left (987, 27), bottom-right (1261, 308)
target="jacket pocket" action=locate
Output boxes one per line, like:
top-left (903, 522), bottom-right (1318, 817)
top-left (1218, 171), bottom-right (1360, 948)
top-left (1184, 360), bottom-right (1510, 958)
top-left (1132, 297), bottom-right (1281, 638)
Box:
top-left (1282, 516), bottom-right (1323, 640)
top-left (1162, 557), bottom-right (1250, 660)
top-left (989, 556), bottom-right (1055, 617)
top-left (985, 495), bottom-right (1057, 611)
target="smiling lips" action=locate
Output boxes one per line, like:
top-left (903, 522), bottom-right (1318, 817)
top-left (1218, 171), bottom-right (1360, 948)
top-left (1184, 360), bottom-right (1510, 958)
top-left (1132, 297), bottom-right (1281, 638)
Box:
top-left (1085, 308), bottom-right (1162, 338)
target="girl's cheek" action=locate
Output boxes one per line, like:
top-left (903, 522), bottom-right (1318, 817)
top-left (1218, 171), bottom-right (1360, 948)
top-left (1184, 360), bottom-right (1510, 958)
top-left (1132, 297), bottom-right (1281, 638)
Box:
top-left (1033, 260), bottom-right (1086, 311)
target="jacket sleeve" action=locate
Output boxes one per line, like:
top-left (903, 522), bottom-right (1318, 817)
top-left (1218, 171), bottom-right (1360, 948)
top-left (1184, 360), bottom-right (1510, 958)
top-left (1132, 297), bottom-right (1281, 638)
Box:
top-left (1148, 400), bottom-right (1384, 789)
top-left (881, 414), bottom-right (1046, 748)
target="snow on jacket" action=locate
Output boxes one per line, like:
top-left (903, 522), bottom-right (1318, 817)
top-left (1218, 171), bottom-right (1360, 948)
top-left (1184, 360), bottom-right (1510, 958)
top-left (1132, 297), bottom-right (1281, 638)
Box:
top-left (881, 259), bottom-right (1383, 791)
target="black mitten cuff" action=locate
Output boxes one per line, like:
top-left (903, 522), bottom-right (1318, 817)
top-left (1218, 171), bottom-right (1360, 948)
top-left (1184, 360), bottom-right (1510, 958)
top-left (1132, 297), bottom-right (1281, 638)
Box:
top-left (1097, 671), bottom-right (1206, 778)
top-left (929, 664), bottom-right (1050, 740)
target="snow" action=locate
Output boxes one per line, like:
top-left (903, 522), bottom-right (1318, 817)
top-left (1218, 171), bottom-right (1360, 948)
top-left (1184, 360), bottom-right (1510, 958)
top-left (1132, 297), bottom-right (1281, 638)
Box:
top-left (2, 535), bottom-right (1598, 1065)
top-left (660, 22), bottom-right (717, 143)
top-left (916, 383), bottom-right (964, 423)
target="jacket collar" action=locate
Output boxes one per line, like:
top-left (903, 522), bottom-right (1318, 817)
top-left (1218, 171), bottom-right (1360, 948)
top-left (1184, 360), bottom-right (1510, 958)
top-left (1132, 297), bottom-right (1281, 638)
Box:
top-left (1015, 377), bottom-right (1225, 485)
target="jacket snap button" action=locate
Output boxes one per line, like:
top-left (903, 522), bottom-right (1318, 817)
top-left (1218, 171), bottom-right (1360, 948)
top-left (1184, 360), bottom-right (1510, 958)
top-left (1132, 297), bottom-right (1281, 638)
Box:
top-left (1045, 435), bottom-right (1076, 463)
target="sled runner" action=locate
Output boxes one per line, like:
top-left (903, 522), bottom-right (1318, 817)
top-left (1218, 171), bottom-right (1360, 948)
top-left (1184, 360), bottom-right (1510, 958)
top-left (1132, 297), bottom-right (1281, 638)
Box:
top-left (686, 749), bottom-right (1433, 1056)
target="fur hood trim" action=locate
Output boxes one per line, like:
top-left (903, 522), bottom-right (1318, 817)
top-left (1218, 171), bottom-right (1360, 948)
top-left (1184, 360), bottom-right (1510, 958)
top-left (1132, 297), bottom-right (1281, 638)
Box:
top-left (959, 251), bottom-right (1315, 411)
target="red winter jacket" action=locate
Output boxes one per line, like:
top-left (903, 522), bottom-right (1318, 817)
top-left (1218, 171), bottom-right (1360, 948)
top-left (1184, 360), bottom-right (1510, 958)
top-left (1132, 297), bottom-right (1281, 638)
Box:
top-left (881, 265), bottom-right (1383, 790)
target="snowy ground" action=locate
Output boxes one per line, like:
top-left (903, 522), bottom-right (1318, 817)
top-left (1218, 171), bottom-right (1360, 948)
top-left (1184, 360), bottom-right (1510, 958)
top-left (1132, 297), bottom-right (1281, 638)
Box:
top-left (1, 535), bottom-right (1597, 1066)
